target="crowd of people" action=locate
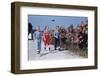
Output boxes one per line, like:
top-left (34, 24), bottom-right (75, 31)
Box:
top-left (58, 21), bottom-right (88, 50)
top-left (28, 21), bottom-right (88, 54)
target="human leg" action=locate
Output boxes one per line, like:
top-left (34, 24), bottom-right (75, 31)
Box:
top-left (37, 40), bottom-right (41, 54)
top-left (55, 38), bottom-right (57, 50)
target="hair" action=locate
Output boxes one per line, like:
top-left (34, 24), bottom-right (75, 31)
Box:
top-left (28, 22), bottom-right (32, 34)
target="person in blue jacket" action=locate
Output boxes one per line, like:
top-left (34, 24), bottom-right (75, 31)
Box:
top-left (34, 26), bottom-right (42, 54)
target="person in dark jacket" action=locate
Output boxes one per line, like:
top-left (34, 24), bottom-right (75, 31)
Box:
top-left (54, 26), bottom-right (60, 50)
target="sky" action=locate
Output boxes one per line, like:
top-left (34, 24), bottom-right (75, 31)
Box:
top-left (28, 15), bottom-right (88, 31)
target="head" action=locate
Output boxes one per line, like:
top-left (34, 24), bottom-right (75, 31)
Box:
top-left (80, 21), bottom-right (84, 27)
top-left (35, 26), bottom-right (40, 31)
top-left (82, 27), bottom-right (86, 33)
top-left (68, 24), bottom-right (73, 33)
top-left (56, 26), bottom-right (59, 30)
top-left (44, 26), bottom-right (49, 32)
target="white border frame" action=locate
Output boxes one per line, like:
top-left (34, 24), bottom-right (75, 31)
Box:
top-left (20, 6), bottom-right (95, 70)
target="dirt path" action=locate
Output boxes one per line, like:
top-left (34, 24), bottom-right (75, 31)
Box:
top-left (28, 40), bottom-right (83, 61)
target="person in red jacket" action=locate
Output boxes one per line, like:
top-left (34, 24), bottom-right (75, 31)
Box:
top-left (43, 26), bottom-right (51, 51)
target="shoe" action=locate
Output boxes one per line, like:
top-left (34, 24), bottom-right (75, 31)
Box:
top-left (49, 48), bottom-right (50, 51)
top-left (37, 51), bottom-right (40, 54)
top-left (44, 47), bottom-right (46, 50)
top-left (58, 48), bottom-right (62, 51)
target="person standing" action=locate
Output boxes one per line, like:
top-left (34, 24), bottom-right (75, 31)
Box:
top-left (34, 26), bottom-right (42, 54)
top-left (43, 26), bottom-right (51, 51)
top-left (54, 26), bottom-right (61, 50)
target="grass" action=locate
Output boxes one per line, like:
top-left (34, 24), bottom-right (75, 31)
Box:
top-left (51, 37), bottom-right (88, 58)
top-left (69, 46), bottom-right (88, 58)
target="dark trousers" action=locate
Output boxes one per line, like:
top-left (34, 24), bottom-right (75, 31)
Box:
top-left (55, 38), bottom-right (60, 50)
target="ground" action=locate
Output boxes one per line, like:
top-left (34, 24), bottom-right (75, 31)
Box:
top-left (28, 40), bottom-right (83, 61)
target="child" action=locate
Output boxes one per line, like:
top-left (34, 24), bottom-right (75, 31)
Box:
top-left (54, 26), bottom-right (60, 50)
top-left (43, 26), bottom-right (51, 51)
top-left (34, 26), bottom-right (42, 54)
